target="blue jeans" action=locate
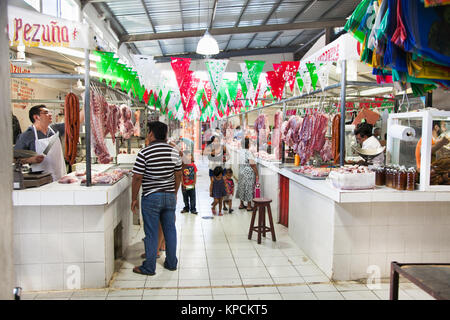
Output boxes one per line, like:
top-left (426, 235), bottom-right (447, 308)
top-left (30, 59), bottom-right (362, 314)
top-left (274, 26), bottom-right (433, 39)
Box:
top-left (182, 188), bottom-right (196, 212)
top-left (140, 192), bottom-right (178, 274)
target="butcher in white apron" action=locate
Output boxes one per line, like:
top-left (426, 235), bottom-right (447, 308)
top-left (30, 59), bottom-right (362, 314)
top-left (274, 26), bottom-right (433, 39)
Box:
top-left (31, 125), bottom-right (66, 181)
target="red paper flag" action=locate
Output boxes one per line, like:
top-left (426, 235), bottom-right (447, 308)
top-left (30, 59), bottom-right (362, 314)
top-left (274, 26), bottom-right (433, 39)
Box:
top-left (171, 57), bottom-right (191, 88)
top-left (266, 71), bottom-right (284, 100)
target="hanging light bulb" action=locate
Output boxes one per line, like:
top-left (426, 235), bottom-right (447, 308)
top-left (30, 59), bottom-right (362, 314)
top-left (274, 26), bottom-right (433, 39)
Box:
top-left (196, 30), bottom-right (219, 56)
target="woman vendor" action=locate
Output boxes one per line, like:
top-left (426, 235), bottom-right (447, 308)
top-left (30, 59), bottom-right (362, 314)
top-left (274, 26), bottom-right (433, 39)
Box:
top-left (415, 120), bottom-right (449, 170)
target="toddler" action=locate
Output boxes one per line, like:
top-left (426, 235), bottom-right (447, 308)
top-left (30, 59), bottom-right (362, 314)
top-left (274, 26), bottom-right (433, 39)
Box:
top-left (181, 151), bottom-right (198, 214)
top-left (223, 169), bottom-right (235, 213)
top-left (210, 166), bottom-right (227, 216)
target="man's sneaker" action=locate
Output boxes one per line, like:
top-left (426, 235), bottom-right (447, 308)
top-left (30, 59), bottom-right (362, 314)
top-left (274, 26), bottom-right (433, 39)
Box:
top-left (181, 208), bottom-right (189, 213)
top-left (223, 206), bottom-right (228, 211)
top-left (229, 209), bottom-right (234, 214)
top-left (191, 211), bottom-right (198, 215)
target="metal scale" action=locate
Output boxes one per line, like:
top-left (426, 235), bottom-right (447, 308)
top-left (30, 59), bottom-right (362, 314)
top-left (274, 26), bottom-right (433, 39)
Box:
top-left (13, 149), bottom-right (52, 190)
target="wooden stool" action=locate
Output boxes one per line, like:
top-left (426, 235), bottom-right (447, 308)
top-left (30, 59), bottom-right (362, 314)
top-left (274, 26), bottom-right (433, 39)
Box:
top-left (248, 198), bottom-right (277, 244)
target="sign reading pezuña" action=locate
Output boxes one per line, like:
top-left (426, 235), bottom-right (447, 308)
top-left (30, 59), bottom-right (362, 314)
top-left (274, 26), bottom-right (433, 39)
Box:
top-left (7, 5), bottom-right (91, 49)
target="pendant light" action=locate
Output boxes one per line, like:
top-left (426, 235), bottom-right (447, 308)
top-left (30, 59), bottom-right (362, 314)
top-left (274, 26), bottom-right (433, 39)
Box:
top-left (195, 0), bottom-right (219, 56)
top-left (196, 30), bottom-right (219, 55)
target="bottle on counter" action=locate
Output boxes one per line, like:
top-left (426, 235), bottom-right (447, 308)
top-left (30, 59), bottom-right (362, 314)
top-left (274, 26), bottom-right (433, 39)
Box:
top-left (375, 166), bottom-right (386, 186)
top-left (397, 166), bottom-right (407, 191)
top-left (294, 154), bottom-right (300, 166)
top-left (406, 167), bottom-right (417, 191)
top-left (385, 167), bottom-right (392, 188)
top-left (392, 166), bottom-right (399, 189)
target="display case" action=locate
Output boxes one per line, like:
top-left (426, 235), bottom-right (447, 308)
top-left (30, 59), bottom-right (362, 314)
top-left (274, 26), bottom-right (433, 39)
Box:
top-left (386, 110), bottom-right (450, 191)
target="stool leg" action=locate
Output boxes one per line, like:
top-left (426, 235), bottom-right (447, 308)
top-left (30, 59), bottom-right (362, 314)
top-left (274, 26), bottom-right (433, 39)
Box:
top-left (257, 206), bottom-right (262, 244)
top-left (267, 204), bottom-right (276, 242)
top-left (262, 206), bottom-right (266, 238)
top-left (248, 207), bottom-right (257, 240)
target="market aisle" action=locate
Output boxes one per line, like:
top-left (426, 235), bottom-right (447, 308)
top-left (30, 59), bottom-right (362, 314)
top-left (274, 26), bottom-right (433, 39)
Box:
top-left (21, 155), bottom-right (434, 300)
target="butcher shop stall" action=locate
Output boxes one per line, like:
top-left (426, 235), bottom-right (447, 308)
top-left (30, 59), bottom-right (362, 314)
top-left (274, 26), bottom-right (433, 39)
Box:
top-left (222, 33), bottom-right (450, 281)
top-left (9, 5), bottom-right (157, 291)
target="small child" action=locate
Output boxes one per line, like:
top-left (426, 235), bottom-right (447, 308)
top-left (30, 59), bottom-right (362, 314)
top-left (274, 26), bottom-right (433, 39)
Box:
top-left (181, 151), bottom-right (198, 214)
top-left (223, 169), bottom-right (235, 213)
top-left (210, 166), bottom-right (227, 216)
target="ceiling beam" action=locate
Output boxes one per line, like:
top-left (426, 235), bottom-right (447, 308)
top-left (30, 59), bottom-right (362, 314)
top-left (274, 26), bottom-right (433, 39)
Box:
top-left (209, 0), bottom-right (219, 29)
top-left (246, 0), bottom-right (284, 48)
top-left (121, 19), bottom-right (346, 43)
top-left (178, 0), bottom-right (186, 55)
top-left (140, 0), bottom-right (165, 56)
top-left (224, 0), bottom-right (251, 51)
top-left (154, 46), bottom-right (299, 63)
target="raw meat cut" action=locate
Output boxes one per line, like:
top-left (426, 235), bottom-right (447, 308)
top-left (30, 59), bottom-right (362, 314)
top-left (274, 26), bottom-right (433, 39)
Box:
top-left (296, 112), bottom-right (329, 165)
top-left (90, 91), bottom-right (112, 164)
top-left (58, 175), bottom-right (78, 184)
top-left (320, 139), bottom-right (333, 162)
top-left (133, 110), bottom-right (141, 137)
top-left (120, 104), bottom-right (134, 139)
top-left (105, 104), bottom-right (121, 143)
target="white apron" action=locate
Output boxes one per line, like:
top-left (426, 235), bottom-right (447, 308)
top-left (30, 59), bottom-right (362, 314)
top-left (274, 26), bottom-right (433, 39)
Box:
top-left (31, 126), bottom-right (66, 181)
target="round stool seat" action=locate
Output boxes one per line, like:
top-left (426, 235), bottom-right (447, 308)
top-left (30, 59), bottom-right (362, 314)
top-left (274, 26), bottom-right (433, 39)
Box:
top-left (253, 198), bottom-right (272, 204)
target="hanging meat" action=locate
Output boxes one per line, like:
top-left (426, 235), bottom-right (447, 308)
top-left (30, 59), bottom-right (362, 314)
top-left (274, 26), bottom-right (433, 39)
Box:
top-left (133, 110), bottom-right (141, 137)
top-left (90, 91), bottom-right (112, 164)
top-left (64, 92), bottom-right (80, 165)
top-left (296, 112), bottom-right (329, 165)
top-left (119, 104), bottom-right (134, 139)
top-left (331, 114), bottom-right (341, 165)
top-left (105, 104), bottom-right (121, 143)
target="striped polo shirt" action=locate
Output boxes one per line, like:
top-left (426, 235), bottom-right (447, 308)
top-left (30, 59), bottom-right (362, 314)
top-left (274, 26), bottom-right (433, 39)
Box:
top-left (132, 141), bottom-right (182, 196)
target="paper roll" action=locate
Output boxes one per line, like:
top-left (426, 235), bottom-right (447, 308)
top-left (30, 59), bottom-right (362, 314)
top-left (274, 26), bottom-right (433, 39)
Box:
top-left (388, 125), bottom-right (416, 141)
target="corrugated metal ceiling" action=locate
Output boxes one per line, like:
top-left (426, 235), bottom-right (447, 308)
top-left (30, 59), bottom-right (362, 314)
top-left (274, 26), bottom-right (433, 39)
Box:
top-left (97, 0), bottom-right (359, 58)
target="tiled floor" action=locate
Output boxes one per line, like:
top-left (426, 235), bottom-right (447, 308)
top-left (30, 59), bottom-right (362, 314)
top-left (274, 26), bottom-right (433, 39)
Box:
top-left (21, 156), bottom-right (435, 301)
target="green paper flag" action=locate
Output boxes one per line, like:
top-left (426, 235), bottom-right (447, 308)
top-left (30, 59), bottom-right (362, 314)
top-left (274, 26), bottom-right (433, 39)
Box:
top-left (306, 63), bottom-right (319, 91)
top-left (237, 72), bottom-right (248, 98)
top-left (245, 60), bottom-right (265, 91)
top-left (295, 72), bottom-right (304, 93)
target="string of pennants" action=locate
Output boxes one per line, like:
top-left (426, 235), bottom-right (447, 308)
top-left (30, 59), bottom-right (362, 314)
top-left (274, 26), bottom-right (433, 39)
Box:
top-left (93, 51), bottom-right (384, 122)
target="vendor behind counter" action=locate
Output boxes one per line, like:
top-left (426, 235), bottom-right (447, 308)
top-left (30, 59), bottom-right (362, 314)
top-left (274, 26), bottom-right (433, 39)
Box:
top-left (415, 120), bottom-right (449, 169)
top-left (354, 122), bottom-right (385, 166)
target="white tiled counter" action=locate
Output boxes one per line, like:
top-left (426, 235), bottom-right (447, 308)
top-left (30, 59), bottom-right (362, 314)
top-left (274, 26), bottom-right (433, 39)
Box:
top-left (252, 159), bottom-right (450, 282)
top-left (12, 165), bottom-right (133, 291)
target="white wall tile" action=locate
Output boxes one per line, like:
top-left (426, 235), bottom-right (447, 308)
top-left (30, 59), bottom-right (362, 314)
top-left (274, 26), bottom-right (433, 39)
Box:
top-left (333, 226), bottom-right (351, 255)
top-left (352, 204), bottom-right (372, 226)
top-left (40, 207), bottom-right (62, 233)
top-left (20, 264), bottom-right (43, 291)
top-left (42, 263), bottom-right (64, 290)
top-left (40, 234), bottom-right (62, 263)
top-left (423, 203), bottom-right (443, 226)
top-left (369, 226), bottom-right (388, 253)
top-left (18, 206), bottom-right (41, 234)
top-left (83, 206), bottom-right (105, 232)
top-left (420, 225), bottom-right (441, 252)
top-left (440, 225), bottom-right (450, 252)
top-left (85, 262), bottom-right (106, 288)
top-left (63, 263), bottom-right (85, 290)
top-left (17, 191), bottom-right (41, 206)
top-left (334, 204), bottom-right (354, 227)
top-left (403, 252), bottom-right (422, 264)
top-left (351, 227), bottom-right (370, 254)
top-left (387, 226), bottom-right (405, 253)
top-left (332, 254), bottom-right (350, 281)
top-left (21, 234), bottom-right (41, 264)
top-left (74, 191), bottom-right (107, 206)
top-left (62, 207), bottom-right (84, 233)
top-left (350, 254), bottom-right (369, 280)
top-left (386, 253), bottom-right (405, 273)
top-left (403, 226), bottom-right (422, 253)
top-left (62, 233), bottom-right (84, 263)
top-left (368, 253), bottom-right (387, 278)
top-left (370, 203), bottom-right (389, 226)
top-left (41, 191), bottom-right (74, 206)
top-left (421, 252), bottom-right (441, 263)
top-left (84, 233), bottom-right (105, 262)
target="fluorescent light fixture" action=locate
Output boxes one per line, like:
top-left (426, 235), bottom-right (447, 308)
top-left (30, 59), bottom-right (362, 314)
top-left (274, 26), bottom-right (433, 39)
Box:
top-left (196, 30), bottom-right (219, 56)
top-left (358, 87), bottom-right (394, 96)
top-left (40, 46), bottom-right (101, 62)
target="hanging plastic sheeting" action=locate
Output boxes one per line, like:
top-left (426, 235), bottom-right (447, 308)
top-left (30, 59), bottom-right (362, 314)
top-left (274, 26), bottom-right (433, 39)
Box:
top-left (345, 0), bottom-right (450, 95)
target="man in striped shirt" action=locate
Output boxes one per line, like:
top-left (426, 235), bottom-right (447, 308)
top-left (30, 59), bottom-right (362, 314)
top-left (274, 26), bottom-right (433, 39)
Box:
top-left (131, 121), bottom-right (182, 276)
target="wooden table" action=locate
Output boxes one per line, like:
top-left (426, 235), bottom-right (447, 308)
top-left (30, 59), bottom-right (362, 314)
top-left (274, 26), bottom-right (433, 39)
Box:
top-left (390, 262), bottom-right (450, 300)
